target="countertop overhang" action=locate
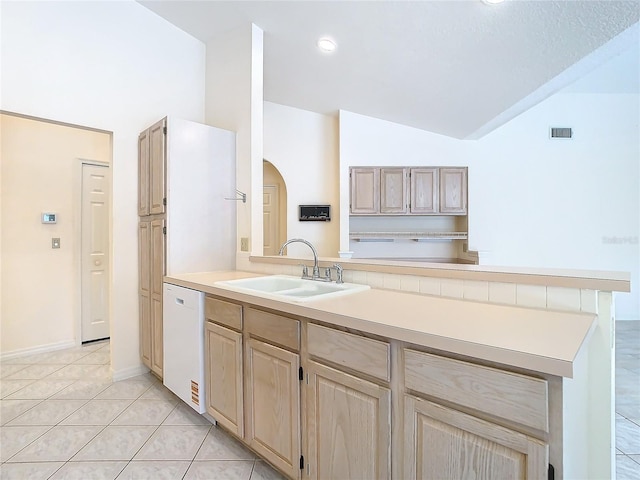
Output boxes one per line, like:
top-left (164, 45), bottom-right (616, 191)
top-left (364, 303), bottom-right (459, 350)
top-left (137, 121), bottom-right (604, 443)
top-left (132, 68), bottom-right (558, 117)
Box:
top-left (165, 270), bottom-right (597, 379)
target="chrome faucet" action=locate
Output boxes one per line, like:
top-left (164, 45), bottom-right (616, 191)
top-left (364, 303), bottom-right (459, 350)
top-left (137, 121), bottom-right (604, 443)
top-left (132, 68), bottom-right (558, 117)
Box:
top-left (278, 239), bottom-right (344, 284)
top-left (278, 238), bottom-right (320, 279)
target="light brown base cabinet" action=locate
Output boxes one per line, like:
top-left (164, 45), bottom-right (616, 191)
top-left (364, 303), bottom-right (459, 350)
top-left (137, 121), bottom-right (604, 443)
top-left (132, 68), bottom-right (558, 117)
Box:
top-left (306, 361), bottom-right (391, 480)
top-left (404, 395), bottom-right (548, 479)
top-left (245, 338), bottom-right (300, 479)
top-left (138, 217), bottom-right (164, 378)
top-left (203, 294), bottom-right (554, 480)
top-left (204, 321), bottom-right (243, 437)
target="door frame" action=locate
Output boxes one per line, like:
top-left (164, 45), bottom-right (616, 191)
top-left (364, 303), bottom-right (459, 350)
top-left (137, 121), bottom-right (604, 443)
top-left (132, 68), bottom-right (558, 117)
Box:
top-left (75, 159), bottom-right (112, 347)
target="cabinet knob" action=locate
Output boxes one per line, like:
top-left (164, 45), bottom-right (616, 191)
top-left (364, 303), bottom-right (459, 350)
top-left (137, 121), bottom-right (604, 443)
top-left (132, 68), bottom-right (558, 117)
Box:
top-left (95, 260), bottom-right (101, 266)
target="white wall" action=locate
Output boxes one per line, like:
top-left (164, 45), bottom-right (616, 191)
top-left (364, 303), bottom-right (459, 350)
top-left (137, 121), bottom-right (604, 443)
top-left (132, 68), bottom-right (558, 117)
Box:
top-left (1, 114), bottom-right (111, 354)
top-left (472, 92), bottom-right (639, 319)
top-left (206, 24), bottom-right (263, 258)
top-left (1, 1), bottom-right (206, 374)
top-left (264, 102), bottom-right (340, 257)
top-left (337, 91), bottom-right (639, 319)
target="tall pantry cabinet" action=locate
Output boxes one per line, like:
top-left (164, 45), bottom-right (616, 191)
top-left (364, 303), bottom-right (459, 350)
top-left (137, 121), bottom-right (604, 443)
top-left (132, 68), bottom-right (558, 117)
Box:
top-left (138, 117), bottom-right (237, 378)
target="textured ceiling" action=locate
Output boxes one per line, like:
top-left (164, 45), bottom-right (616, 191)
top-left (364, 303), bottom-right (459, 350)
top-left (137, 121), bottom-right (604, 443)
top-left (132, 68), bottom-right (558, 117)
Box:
top-left (139, 0), bottom-right (639, 139)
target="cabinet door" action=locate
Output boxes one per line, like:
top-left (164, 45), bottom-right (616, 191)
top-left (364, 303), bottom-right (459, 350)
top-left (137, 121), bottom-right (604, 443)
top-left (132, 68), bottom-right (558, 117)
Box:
top-left (138, 129), bottom-right (150, 216)
top-left (404, 395), bottom-right (548, 480)
top-left (380, 168), bottom-right (408, 214)
top-left (410, 168), bottom-right (438, 214)
top-left (439, 167), bottom-right (467, 214)
top-left (205, 322), bottom-right (243, 437)
top-left (306, 361), bottom-right (391, 480)
top-left (149, 118), bottom-right (166, 215)
top-left (150, 218), bottom-right (165, 377)
top-left (245, 339), bottom-right (300, 479)
top-left (138, 220), bottom-right (151, 368)
top-left (350, 168), bottom-right (379, 214)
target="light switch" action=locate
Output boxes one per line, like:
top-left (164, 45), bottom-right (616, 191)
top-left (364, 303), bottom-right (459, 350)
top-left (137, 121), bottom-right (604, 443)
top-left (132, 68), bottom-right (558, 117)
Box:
top-left (52, 238), bottom-right (61, 249)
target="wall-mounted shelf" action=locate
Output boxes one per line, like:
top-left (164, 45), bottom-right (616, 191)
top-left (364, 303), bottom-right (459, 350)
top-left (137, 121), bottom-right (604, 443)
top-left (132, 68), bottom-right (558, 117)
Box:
top-left (350, 232), bottom-right (468, 242)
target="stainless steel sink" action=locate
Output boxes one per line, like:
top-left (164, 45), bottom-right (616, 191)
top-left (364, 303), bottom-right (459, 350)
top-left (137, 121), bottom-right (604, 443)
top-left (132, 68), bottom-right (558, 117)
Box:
top-left (215, 275), bottom-right (370, 302)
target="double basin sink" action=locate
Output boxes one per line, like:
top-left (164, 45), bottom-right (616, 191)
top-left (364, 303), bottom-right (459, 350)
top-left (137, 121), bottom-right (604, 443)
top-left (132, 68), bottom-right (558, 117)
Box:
top-left (215, 275), bottom-right (370, 302)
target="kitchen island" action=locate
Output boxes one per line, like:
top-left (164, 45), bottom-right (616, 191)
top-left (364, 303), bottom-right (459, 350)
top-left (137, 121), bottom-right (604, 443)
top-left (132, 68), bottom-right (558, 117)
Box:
top-left (164, 265), bottom-right (625, 480)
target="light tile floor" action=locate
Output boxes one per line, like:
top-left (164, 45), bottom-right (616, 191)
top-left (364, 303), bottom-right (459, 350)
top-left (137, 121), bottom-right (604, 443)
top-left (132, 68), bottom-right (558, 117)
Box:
top-left (616, 320), bottom-right (640, 480)
top-left (0, 341), bottom-right (284, 480)
top-left (1, 323), bottom-right (638, 479)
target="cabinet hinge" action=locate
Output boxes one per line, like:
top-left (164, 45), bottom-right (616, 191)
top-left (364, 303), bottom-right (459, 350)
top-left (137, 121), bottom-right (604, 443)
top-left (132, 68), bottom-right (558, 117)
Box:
top-left (548, 464), bottom-right (554, 480)
top-left (163, 197), bottom-right (167, 206)
top-left (300, 455), bottom-right (304, 470)
top-left (298, 367), bottom-right (304, 381)
top-left (163, 126), bottom-right (167, 135)
top-left (162, 226), bottom-right (167, 235)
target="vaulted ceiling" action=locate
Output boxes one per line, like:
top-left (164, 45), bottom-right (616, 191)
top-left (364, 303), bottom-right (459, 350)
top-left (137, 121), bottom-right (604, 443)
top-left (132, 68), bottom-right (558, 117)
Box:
top-left (139, 0), bottom-right (639, 139)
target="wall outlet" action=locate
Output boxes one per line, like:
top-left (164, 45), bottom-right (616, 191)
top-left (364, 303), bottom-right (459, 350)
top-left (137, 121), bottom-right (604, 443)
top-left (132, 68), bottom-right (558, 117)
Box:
top-left (240, 237), bottom-right (249, 252)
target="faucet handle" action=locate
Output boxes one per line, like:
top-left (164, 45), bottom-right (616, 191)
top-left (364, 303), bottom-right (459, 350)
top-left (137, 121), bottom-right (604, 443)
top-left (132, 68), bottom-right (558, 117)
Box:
top-left (298, 263), bottom-right (309, 278)
top-left (324, 267), bottom-right (332, 280)
top-left (332, 263), bottom-right (344, 284)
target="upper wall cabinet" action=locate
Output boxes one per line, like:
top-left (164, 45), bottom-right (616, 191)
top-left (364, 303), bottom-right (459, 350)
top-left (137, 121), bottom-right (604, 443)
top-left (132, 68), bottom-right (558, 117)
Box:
top-left (410, 168), bottom-right (438, 214)
top-left (349, 166), bottom-right (467, 216)
top-left (380, 168), bottom-right (408, 214)
top-left (138, 118), bottom-right (166, 216)
top-left (439, 168), bottom-right (467, 215)
top-left (350, 168), bottom-right (380, 214)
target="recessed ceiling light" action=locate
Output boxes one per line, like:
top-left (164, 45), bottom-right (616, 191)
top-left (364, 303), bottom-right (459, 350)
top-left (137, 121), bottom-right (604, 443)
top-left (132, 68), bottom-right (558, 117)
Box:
top-left (317, 37), bottom-right (337, 53)
top-left (482, 0), bottom-right (505, 4)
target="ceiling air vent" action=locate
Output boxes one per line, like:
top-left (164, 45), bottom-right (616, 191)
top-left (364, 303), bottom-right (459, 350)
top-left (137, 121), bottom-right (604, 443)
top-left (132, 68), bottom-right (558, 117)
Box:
top-left (550, 127), bottom-right (573, 139)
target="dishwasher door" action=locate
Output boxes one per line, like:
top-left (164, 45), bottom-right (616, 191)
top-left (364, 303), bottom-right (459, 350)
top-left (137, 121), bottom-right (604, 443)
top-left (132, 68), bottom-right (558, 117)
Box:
top-left (163, 283), bottom-right (205, 413)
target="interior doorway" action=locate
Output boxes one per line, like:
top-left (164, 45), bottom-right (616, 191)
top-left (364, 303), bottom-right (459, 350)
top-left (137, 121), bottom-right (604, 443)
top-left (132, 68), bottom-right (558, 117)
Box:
top-left (263, 184), bottom-right (280, 256)
top-left (0, 112), bottom-right (111, 358)
top-left (81, 163), bottom-right (111, 343)
top-left (263, 160), bottom-right (287, 256)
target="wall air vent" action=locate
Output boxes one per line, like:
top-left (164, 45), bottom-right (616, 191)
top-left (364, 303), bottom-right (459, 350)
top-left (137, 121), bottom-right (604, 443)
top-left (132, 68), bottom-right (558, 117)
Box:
top-left (550, 127), bottom-right (573, 139)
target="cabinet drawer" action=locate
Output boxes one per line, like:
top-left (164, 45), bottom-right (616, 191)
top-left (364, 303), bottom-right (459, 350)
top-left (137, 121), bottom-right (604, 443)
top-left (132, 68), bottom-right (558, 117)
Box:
top-left (245, 307), bottom-right (300, 352)
top-left (205, 296), bottom-right (242, 331)
top-left (404, 349), bottom-right (548, 433)
top-left (308, 323), bottom-right (390, 382)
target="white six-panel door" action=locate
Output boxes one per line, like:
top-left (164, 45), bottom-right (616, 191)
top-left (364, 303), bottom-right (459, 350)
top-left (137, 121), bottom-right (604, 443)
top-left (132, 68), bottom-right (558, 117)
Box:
top-left (263, 185), bottom-right (280, 256)
top-left (81, 163), bottom-right (110, 342)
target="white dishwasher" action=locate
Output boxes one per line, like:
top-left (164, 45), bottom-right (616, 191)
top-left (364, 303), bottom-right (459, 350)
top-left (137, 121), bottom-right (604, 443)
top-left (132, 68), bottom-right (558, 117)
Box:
top-left (163, 283), bottom-right (206, 413)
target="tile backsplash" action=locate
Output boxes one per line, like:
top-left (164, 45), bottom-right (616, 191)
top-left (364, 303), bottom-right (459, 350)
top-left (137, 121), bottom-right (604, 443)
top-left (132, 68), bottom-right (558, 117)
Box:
top-left (243, 258), bottom-right (601, 315)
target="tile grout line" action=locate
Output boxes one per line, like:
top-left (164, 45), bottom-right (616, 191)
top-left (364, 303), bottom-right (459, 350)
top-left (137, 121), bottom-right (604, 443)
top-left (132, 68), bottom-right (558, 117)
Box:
top-left (63, 372), bottom-right (160, 479)
top-left (1, 345), bottom-right (111, 469)
top-left (5, 356), bottom-right (113, 466)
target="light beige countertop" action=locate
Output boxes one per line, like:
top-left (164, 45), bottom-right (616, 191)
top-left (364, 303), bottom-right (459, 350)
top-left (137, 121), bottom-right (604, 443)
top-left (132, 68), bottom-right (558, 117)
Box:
top-left (165, 270), bottom-right (596, 379)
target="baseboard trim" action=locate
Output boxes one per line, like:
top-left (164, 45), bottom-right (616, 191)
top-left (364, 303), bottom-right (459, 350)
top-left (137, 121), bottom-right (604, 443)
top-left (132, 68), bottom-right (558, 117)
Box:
top-left (112, 364), bottom-right (150, 382)
top-left (0, 340), bottom-right (77, 361)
